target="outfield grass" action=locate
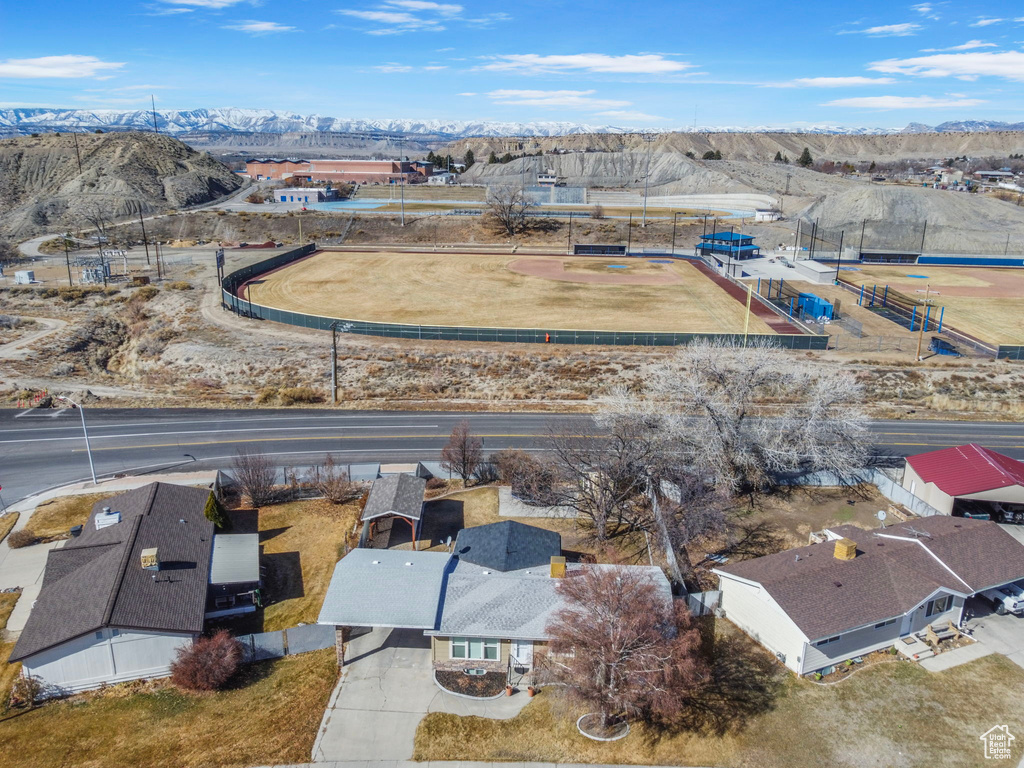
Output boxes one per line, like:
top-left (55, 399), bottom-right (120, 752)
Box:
top-left (841, 265), bottom-right (1024, 345)
top-left (248, 251), bottom-right (773, 334)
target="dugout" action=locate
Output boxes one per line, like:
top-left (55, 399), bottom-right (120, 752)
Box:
top-left (574, 244), bottom-right (627, 256)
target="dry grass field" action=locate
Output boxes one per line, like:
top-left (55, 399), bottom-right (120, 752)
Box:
top-left (840, 265), bottom-right (1024, 345)
top-left (247, 251), bottom-right (773, 334)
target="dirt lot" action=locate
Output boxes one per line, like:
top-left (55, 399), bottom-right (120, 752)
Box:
top-left (839, 264), bottom-right (1024, 345)
top-left (246, 250), bottom-right (774, 334)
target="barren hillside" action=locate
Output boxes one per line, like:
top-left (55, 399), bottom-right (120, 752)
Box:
top-left (446, 130), bottom-right (1024, 165)
top-left (0, 131), bottom-right (242, 240)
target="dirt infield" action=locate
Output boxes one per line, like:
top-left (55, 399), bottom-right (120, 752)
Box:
top-left (839, 265), bottom-right (1024, 345)
top-left (245, 250), bottom-right (776, 334)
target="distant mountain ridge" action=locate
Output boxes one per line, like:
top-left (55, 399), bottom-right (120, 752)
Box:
top-left (2, 107), bottom-right (1023, 138)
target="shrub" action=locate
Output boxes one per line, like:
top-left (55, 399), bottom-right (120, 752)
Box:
top-left (132, 285), bottom-right (159, 302)
top-left (167, 281), bottom-right (192, 291)
top-left (7, 529), bottom-right (37, 548)
top-left (278, 386), bottom-right (324, 405)
top-left (425, 476), bottom-right (447, 490)
top-left (170, 630), bottom-right (243, 692)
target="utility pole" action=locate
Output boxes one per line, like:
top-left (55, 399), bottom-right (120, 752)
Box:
top-left (919, 219), bottom-right (928, 254)
top-left (915, 284), bottom-right (930, 361)
top-left (566, 211), bottom-right (573, 255)
top-left (63, 234), bottom-right (73, 286)
top-left (331, 321), bottom-right (339, 404)
top-left (137, 204), bottom-right (151, 266)
top-left (641, 133), bottom-right (656, 227)
top-left (72, 131), bottom-right (83, 174)
top-left (743, 282), bottom-right (753, 345)
top-left (151, 95), bottom-right (159, 133)
top-left (834, 230), bottom-right (845, 283)
top-left (671, 212), bottom-right (679, 254)
top-left (626, 212), bottom-right (633, 254)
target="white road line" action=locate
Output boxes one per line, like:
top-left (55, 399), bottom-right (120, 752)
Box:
top-left (0, 412), bottom-right (453, 434)
top-left (0, 424), bottom-right (441, 445)
top-left (13, 408), bottom-right (38, 419)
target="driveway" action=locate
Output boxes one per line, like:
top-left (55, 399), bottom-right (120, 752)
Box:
top-left (965, 597), bottom-right (1024, 669)
top-left (313, 627), bottom-right (531, 763)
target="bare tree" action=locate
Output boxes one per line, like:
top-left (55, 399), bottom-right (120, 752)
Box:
top-left (486, 185), bottom-right (536, 236)
top-left (632, 340), bottom-right (869, 493)
top-left (312, 454), bottom-right (360, 504)
top-left (591, 204), bottom-right (605, 220)
top-left (441, 419), bottom-right (483, 484)
top-left (232, 447), bottom-right (277, 507)
top-left (543, 567), bottom-right (704, 731)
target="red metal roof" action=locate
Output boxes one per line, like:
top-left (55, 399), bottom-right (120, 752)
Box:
top-left (906, 443), bottom-right (1024, 497)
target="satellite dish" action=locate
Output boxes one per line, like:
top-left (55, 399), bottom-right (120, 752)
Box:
top-left (876, 510), bottom-right (887, 521)
top-left (445, 535), bottom-right (452, 550)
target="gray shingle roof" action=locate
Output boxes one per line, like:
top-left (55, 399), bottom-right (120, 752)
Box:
top-left (454, 521), bottom-right (561, 572)
top-left (11, 482), bottom-right (215, 662)
top-left (317, 548), bottom-right (453, 629)
top-left (715, 516), bottom-right (1024, 641)
top-left (361, 474), bottom-right (427, 522)
top-left (434, 562), bottom-right (672, 641)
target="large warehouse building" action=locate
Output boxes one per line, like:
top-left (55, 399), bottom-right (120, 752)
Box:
top-left (245, 159), bottom-right (432, 184)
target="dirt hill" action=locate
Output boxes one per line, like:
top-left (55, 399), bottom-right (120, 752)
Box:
top-left (447, 130), bottom-right (1024, 165)
top-left (0, 131), bottom-right (242, 239)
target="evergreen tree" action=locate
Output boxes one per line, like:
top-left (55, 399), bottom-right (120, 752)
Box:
top-left (713, 149), bottom-right (723, 160)
top-left (464, 149), bottom-right (475, 168)
top-left (488, 151), bottom-right (499, 164)
top-left (203, 493), bottom-right (231, 531)
top-left (501, 152), bottom-right (513, 164)
top-left (702, 150), bottom-right (716, 160)
top-left (426, 150), bottom-right (437, 165)
top-left (774, 151), bottom-right (784, 162)
top-left (685, 151), bottom-right (696, 159)
top-left (868, 161), bottom-right (877, 172)
top-left (797, 147), bottom-right (814, 168)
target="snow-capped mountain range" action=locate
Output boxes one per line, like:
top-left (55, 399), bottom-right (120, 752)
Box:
top-left (1, 108), bottom-right (1021, 138)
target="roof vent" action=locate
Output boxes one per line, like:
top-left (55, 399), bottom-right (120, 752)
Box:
top-left (372, 560), bottom-right (381, 565)
top-left (834, 538), bottom-right (857, 561)
top-left (95, 508), bottom-right (122, 530)
top-left (141, 547), bottom-right (160, 571)
top-left (405, 562), bottom-right (413, 566)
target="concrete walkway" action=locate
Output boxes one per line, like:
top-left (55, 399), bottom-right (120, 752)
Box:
top-left (0, 470), bottom-right (219, 637)
top-left (919, 641), bottom-right (994, 672)
top-left (312, 628), bottom-right (532, 764)
top-left (266, 763), bottom-right (710, 768)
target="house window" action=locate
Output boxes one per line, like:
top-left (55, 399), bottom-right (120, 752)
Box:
top-left (927, 595), bottom-right (953, 617)
top-left (814, 635), bottom-right (841, 647)
top-left (450, 637), bottom-right (499, 661)
top-left (111, 629), bottom-right (120, 638)
top-left (95, 631), bottom-right (104, 640)
top-left (874, 619), bottom-right (897, 630)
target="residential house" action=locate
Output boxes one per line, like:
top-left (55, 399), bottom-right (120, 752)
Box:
top-left (714, 516), bottom-right (1024, 676)
top-left (318, 520), bottom-right (672, 683)
top-left (9, 482), bottom-right (259, 693)
top-left (902, 443), bottom-right (1024, 520)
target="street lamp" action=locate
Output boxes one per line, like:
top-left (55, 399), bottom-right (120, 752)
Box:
top-left (56, 395), bottom-right (97, 485)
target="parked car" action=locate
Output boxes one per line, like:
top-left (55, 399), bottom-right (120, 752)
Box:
top-left (979, 583), bottom-right (1024, 615)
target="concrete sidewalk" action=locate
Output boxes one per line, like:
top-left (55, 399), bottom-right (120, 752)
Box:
top-left (264, 763), bottom-right (707, 768)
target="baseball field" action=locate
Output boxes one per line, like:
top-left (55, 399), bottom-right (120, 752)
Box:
top-left (840, 264), bottom-right (1024, 345)
top-left (245, 250), bottom-right (774, 334)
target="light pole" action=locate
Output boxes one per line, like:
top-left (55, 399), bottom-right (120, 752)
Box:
top-left (57, 395), bottom-right (97, 484)
top-left (641, 133), bottom-right (656, 227)
top-left (671, 212), bottom-right (680, 254)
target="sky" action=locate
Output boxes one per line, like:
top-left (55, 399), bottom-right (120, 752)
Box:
top-left (1, 0), bottom-right (1024, 129)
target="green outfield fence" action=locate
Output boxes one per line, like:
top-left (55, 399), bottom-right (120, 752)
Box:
top-left (221, 244), bottom-right (829, 350)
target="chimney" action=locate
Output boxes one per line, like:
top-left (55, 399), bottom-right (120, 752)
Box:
top-left (834, 538), bottom-right (858, 561)
top-left (141, 547), bottom-right (160, 571)
top-left (95, 507), bottom-right (122, 530)
top-left (550, 556), bottom-right (566, 578)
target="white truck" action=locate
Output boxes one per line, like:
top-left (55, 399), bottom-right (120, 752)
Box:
top-left (979, 583), bottom-right (1024, 615)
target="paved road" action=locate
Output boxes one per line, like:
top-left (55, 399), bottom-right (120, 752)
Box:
top-left (1, 407), bottom-right (1024, 504)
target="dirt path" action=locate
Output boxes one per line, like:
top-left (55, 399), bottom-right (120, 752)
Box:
top-left (0, 317), bottom-right (67, 361)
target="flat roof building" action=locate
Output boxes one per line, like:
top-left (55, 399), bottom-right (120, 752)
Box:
top-left (697, 231), bottom-right (761, 260)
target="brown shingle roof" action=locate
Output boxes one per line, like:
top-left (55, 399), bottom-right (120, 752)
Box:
top-left (11, 482), bottom-right (214, 662)
top-left (716, 517), bottom-right (1024, 641)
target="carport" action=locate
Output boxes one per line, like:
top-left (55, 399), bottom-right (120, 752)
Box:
top-left (902, 444), bottom-right (1024, 522)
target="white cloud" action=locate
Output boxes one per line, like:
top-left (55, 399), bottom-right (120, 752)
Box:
top-left (423, 65), bottom-right (447, 70)
top-left (386, 0), bottom-right (462, 15)
top-left (870, 51), bottom-right (1024, 81)
top-left (595, 110), bottom-right (667, 122)
top-left (160, 0), bottom-right (246, 7)
top-left (921, 40), bottom-right (998, 51)
top-left (373, 62), bottom-right (414, 72)
top-left (457, 92), bottom-right (477, 96)
top-left (970, 17), bottom-right (1004, 27)
top-left (485, 89), bottom-right (631, 110)
top-left (479, 53), bottom-right (692, 75)
top-left (823, 95), bottom-right (985, 108)
top-left (0, 55), bottom-right (126, 79)
top-left (225, 20), bottom-right (296, 34)
top-left (839, 23), bottom-right (922, 37)
top-left (912, 3), bottom-right (940, 20)
top-left (784, 76), bottom-right (897, 87)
